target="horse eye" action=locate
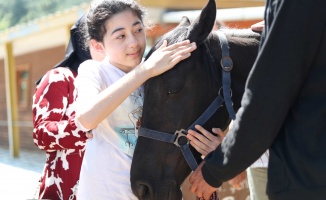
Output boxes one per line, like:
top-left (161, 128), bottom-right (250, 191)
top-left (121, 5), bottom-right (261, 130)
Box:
top-left (167, 88), bottom-right (182, 96)
top-left (167, 91), bottom-right (175, 96)
top-left (161, 74), bottom-right (183, 96)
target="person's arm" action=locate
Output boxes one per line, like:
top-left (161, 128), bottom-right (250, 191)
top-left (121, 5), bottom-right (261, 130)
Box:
top-left (190, 1), bottom-right (325, 198)
top-left (76, 40), bottom-right (196, 130)
top-left (203, 0), bottom-right (323, 187)
top-left (32, 68), bottom-right (87, 151)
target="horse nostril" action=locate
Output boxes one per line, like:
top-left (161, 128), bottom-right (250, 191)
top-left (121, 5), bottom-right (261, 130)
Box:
top-left (138, 184), bottom-right (150, 199)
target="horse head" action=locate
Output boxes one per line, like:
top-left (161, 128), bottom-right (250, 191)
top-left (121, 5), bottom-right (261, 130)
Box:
top-left (131, 0), bottom-right (260, 199)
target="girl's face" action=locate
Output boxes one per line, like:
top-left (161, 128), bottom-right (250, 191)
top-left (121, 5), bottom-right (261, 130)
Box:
top-left (95, 10), bottom-right (146, 73)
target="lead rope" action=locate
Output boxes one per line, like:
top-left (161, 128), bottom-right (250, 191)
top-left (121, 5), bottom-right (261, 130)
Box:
top-left (197, 191), bottom-right (219, 200)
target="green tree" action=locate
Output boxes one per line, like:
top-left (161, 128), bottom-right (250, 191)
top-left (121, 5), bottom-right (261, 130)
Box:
top-left (0, 0), bottom-right (90, 31)
top-left (0, 1), bottom-right (14, 30)
top-left (11, 0), bottom-right (28, 26)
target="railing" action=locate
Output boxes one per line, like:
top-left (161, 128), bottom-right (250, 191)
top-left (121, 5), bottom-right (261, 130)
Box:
top-left (0, 120), bottom-right (33, 127)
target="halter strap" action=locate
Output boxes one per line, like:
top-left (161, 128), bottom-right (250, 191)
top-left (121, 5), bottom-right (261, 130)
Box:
top-left (187, 95), bottom-right (224, 131)
top-left (216, 31), bottom-right (236, 120)
top-left (139, 94), bottom-right (225, 171)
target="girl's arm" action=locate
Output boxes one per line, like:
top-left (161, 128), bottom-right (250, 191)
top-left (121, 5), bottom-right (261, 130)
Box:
top-left (76, 40), bottom-right (196, 130)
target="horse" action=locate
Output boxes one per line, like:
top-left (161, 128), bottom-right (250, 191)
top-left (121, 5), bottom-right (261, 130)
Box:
top-left (130, 0), bottom-right (261, 199)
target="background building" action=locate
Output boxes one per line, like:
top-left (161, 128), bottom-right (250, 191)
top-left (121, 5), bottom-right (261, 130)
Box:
top-left (0, 0), bottom-right (265, 198)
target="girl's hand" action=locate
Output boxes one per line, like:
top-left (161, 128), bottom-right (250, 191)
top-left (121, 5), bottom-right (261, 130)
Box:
top-left (142, 40), bottom-right (196, 77)
top-left (187, 125), bottom-right (227, 157)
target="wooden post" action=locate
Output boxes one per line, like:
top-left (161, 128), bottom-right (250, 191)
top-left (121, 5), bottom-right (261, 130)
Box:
top-left (66, 23), bottom-right (72, 48)
top-left (3, 42), bottom-right (20, 157)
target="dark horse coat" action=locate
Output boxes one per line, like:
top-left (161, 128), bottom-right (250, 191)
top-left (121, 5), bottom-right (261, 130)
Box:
top-left (130, 0), bottom-right (261, 199)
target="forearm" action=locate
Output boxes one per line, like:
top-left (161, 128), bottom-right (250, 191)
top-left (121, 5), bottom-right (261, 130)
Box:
top-left (77, 40), bottom-right (196, 130)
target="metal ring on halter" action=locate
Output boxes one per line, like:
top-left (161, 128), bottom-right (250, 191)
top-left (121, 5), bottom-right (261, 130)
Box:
top-left (173, 129), bottom-right (188, 147)
top-left (218, 87), bottom-right (232, 98)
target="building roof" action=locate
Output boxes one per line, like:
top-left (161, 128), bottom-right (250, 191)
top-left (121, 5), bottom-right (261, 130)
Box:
top-left (162, 6), bottom-right (265, 23)
top-left (0, 2), bottom-right (265, 59)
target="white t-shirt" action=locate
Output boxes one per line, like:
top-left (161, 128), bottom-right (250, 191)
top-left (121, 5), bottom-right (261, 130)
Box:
top-left (75, 58), bottom-right (143, 200)
top-left (250, 150), bottom-right (269, 168)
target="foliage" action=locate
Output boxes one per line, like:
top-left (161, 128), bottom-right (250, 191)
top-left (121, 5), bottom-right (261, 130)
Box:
top-left (0, 0), bottom-right (90, 31)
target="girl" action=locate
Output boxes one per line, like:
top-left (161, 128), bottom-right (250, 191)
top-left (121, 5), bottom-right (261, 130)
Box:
top-left (74, 0), bottom-right (196, 199)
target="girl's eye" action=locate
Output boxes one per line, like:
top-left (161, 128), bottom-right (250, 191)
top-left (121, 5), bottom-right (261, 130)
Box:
top-left (136, 28), bottom-right (143, 33)
top-left (117, 35), bottom-right (125, 39)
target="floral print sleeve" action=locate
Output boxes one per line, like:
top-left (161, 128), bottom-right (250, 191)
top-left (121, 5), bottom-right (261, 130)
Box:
top-left (32, 67), bottom-right (87, 151)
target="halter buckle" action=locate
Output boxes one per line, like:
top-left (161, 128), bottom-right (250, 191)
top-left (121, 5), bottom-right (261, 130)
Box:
top-left (220, 56), bottom-right (233, 72)
top-left (173, 129), bottom-right (188, 147)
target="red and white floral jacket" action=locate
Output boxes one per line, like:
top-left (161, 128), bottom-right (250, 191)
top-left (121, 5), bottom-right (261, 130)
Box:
top-left (32, 67), bottom-right (87, 200)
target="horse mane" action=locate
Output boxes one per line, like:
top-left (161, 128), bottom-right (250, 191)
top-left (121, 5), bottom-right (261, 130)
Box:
top-left (210, 28), bottom-right (261, 48)
top-left (218, 28), bottom-right (260, 38)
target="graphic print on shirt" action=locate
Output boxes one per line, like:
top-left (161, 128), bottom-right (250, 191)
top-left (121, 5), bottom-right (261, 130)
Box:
top-left (118, 106), bottom-right (142, 155)
top-left (110, 87), bottom-right (143, 156)
top-left (129, 91), bottom-right (143, 139)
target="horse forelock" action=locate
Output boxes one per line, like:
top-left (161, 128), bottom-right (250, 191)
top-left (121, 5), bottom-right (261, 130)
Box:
top-left (144, 26), bottom-right (189, 61)
top-left (165, 26), bottom-right (189, 45)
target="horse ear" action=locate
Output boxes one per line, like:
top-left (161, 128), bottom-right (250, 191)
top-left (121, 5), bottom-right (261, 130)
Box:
top-left (187, 0), bottom-right (216, 44)
top-left (178, 16), bottom-right (191, 27)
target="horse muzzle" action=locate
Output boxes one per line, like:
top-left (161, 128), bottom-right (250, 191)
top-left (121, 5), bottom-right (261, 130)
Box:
top-left (132, 179), bottom-right (182, 200)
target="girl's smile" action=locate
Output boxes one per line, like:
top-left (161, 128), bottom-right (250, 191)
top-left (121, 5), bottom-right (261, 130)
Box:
top-left (127, 50), bottom-right (141, 57)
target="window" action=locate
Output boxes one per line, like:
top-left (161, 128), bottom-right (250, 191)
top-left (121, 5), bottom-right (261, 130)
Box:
top-left (16, 64), bottom-right (31, 109)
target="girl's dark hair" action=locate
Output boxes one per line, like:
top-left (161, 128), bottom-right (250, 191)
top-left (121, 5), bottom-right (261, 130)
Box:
top-left (82, 0), bottom-right (147, 48)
